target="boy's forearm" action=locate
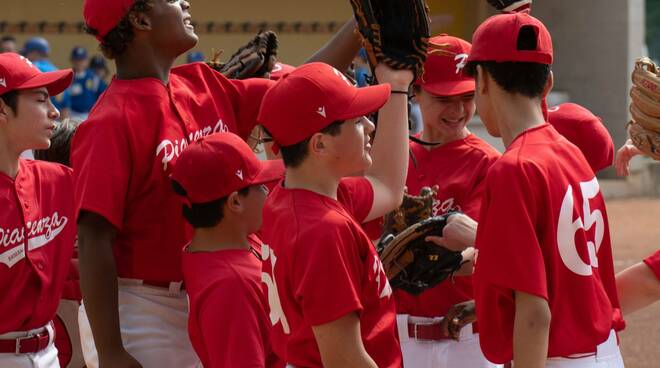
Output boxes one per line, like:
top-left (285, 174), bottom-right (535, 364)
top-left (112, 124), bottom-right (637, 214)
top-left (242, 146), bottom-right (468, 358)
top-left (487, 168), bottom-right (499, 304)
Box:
top-left (513, 290), bottom-right (551, 368)
top-left (364, 70), bottom-right (411, 214)
top-left (616, 262), bottom-right (660, 315)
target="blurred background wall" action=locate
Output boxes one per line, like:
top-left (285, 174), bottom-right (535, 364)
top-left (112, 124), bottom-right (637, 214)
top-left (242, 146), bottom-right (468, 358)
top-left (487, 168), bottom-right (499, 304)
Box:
top-left (1, 0), bottom-right (649, 176)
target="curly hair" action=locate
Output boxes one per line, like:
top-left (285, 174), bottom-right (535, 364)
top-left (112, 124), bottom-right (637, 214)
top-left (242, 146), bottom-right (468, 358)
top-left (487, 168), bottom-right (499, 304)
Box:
top-left (84, 0), bottom-right (154, 59)
top-left (34, 118), bottom-right (82, 167)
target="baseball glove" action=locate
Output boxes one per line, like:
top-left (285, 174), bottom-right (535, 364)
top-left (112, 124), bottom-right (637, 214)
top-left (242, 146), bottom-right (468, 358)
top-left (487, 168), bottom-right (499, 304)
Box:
top-left (349, 0), bottom-right (431, 79)
top-left (207, 30), bottom-right (278, 79)
top-left (486, 0), bottom-right (532, 12)
top-left (378, 215), bottom-right (465, 295)
top-left (34, 118), bottom-right (80, 167)
top-left (380, 186), bottom-right (437, 239)
top-left (628, 121), bottom-right (660, 160)
top-left (628, 57), bottom-right (660, 160)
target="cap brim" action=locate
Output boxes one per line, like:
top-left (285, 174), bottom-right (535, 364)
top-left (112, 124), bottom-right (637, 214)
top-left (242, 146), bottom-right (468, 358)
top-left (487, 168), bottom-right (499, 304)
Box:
top-left (17, 69), bottom-right (73, 96)
top-left (422, 80), bottom-right (475, 97)
top-left (338, 83), bottom-right (391, 120)
top-left (251, 159), bottom-right (285, 186)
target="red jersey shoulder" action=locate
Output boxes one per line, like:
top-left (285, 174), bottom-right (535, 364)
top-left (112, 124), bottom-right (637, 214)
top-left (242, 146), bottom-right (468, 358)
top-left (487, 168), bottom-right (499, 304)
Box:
top-left (24, 159), bottom-right (73, 181)
top-left (463, 134), bottom-right (501, 160)
top-left (644, 250), bottom-right (660, 280)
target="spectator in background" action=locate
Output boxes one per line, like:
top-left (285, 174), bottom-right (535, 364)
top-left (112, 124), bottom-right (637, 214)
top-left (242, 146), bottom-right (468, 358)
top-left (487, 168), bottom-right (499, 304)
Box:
top-left (0, 35), bottom-right (16, 53)
top-left (89, 55), bottom-right (110, 82)
top-left (69, 46), bottom-right (107, 120)
top-left (23, 37), bottom-right (71, 118)
top-left (354, 48), bottom-right (371, 87)
top-left (187, 51), bottom-right (205, 63)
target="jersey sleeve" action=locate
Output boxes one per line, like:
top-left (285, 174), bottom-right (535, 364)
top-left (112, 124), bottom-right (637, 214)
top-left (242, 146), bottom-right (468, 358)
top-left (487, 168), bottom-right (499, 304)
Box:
top-left (475, 161), bottom-right (548, 300)
top-left (70, 119), bottom-right (130, 229)
top-left (644, 250), bottom-right (660, 280)
top-left (225, 77), bottom-right (275, 140)
top-left (198, 282), bottom-right (268, 368)
top-left (460, 153), bottom-right (499, 220)
top-left (337, 177), bottom-right (374, 223)
top-left (293, 224), bottom-right (364, 326)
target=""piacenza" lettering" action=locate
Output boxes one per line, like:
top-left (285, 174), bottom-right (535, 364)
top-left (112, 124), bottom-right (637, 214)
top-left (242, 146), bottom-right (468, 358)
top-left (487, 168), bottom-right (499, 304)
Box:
top-left (0, 211), bottom-right (68, 249)
top-left (156, 119), bottom-right (229, 171)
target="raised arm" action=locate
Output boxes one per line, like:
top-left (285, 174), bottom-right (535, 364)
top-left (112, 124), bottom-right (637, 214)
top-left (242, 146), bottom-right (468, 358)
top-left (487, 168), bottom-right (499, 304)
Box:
top-left (364, 64), bottom-right (413, 221)
top-left (306, 18), bottom-right (362, 73)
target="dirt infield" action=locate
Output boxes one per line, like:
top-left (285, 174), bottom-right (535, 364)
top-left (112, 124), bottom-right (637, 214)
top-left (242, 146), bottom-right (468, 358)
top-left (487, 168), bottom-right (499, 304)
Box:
top-left (606, 198), bottom-right (660, 367)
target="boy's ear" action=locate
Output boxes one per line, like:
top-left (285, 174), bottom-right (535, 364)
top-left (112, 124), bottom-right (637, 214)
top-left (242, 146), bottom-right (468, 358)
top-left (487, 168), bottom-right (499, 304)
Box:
top-left (308, 133), bottom-right (326, 156)
top-left (225, 191), bottom-right (243, 213)
top-left (0, 99), bottom-right (10, 125)
top-left (128, 8), bottom-right (152, 32)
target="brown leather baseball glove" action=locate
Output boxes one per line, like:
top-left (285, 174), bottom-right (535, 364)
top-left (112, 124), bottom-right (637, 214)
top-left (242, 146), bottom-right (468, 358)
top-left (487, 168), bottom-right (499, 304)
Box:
top-left (207, 30), bottom-right (278, 79)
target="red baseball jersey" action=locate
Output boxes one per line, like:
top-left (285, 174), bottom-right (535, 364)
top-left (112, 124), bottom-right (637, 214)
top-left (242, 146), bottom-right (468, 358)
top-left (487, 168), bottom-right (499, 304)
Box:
top-left (395, 135), bottom-right (500, 318)
top-left (261, 177), bottom-right (402, 368)
top-left (0, 159), bottom-right (76, 333)
top-left (473, 124), bottom-right (621, 363)
top-left (644, 250), bottom-right (660, 280)
top-left (71, 63), bottom-right (273, 283)
top-left (183, 234), bottom-right (282, 368)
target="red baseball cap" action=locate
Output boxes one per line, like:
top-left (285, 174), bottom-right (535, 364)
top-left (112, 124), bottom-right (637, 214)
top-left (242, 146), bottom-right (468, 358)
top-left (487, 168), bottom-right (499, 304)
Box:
top-left (83, 0), bottom-right (135, 41)
top-left (547, 103), bottom-right (614, 173)
top-left (258, 62), bottom-right (391, 150)
top-left (171, 132), bottom-right (284, 204)
top-left (269, 62), bottom-right (295, 81)
top-left (416, 34), bottom-right (474, 97)
top-left (468, 12), bottom-right (553, 65)
top-left (0, 53), bottom-right (72, 96)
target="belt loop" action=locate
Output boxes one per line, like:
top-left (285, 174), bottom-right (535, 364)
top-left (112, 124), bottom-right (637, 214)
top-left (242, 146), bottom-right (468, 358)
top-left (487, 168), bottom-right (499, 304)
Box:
top-left (168, 281), bottom-right (184, 296)
top-left (396, 314), bottom-right (410, 343)
top-left (46, 320), bottom-right (55, 345)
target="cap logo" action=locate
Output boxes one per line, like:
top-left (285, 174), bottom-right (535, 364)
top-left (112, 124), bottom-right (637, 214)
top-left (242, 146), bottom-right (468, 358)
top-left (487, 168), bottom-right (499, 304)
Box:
top-left (235, 169), bottom-right (244, 180)
top-left (332, 68), bottom-right (353, 87)
top-left (0, 78), bottom-right (6, 88)
top-left (454, 54), bottom-right (468, 74)
top-left (316, 106), bottom-right (327, 118)
top-left (19, 56), bottom-right (34, 69)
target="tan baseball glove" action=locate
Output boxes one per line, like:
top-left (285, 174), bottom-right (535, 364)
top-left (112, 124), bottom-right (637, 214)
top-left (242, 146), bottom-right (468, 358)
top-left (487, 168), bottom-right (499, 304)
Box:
top-left (628, 57), bottom-right (660, 160)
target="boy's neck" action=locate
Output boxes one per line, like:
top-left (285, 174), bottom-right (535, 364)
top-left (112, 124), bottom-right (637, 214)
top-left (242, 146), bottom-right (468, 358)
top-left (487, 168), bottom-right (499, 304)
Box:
top-left (284, 160), bottom-right (341, 199)
top-left (493, 93), bottom-right (546, 148)
top-left (420, 126), bottom-right (470, 150)
top-left (0, 136), bottom-right (22, 178)
top-left (114, 43), bottom-right (175, 83)
top-left (188, 221), bottom-right (250, 253)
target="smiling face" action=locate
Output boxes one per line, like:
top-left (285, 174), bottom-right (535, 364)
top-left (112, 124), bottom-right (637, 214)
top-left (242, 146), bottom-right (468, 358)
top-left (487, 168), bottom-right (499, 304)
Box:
top-left (418, 88), bottom-right (476, 143)
top-left (1, 87), bottom-right (60, 152)
top-left (147, 0), bottom-right (198, 58)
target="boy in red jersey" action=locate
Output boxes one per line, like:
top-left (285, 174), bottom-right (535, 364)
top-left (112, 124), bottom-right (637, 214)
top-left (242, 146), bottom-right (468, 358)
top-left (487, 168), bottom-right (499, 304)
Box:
top-left (0, 52), bottom-right (75, 368)
top-left (386, 34), bottom-right (501, 368)
top-left (73, 1), bottom-right (362, 367)
top-left (466, 12), bottom-right (624, 367)
top-left (258, 61), bottom-right (412, 367)
top-left (171, 132), bottom-right (284, 368)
